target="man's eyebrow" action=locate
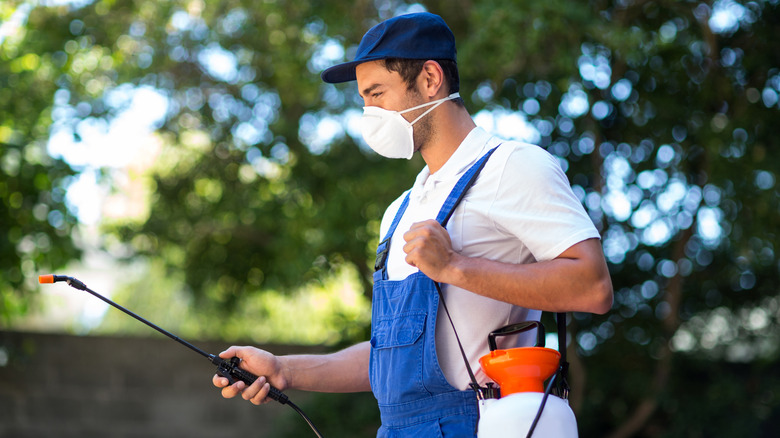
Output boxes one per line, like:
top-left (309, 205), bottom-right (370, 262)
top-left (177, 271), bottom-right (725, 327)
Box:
top-left (360, 83), bottom-right (382, 98)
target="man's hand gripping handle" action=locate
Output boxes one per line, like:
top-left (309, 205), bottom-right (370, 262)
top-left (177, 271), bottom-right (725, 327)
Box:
top-left (211, 355), bottom-right (289, 404)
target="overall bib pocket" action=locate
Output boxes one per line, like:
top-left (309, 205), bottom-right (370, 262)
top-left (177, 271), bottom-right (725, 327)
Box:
top-left (370, 311), bottom-right (428, 401)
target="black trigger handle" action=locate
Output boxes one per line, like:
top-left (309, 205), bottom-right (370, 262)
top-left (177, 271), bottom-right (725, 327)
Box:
top-left (211, 355), bottom-right (289, 404)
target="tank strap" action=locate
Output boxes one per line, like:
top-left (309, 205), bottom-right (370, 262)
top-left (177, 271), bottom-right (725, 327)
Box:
top-left (554, 312), bottom-right (570, 400)
top-left (524, 312), bottom-right (571, 437)
top-left (433, 145), bottom-right (501, 402)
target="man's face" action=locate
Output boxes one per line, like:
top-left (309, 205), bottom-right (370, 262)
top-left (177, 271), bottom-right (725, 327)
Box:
top-left (355, 60), bottom-right (433, 151)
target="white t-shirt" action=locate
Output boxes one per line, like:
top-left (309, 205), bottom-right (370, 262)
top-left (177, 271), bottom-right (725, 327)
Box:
top-left (378, 127), bottom-right (600, 389)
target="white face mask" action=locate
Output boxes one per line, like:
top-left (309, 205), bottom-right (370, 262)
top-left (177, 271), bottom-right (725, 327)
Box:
top-left (361, 92), bottom-right (460, 159)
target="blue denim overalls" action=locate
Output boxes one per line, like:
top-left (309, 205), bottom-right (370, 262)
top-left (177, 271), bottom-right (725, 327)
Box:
top-left (370, 147), bottom-right (498, 437)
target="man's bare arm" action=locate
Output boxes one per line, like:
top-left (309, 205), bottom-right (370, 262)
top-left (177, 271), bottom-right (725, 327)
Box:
top-left (213, 341), bottom-right (371, 405)
top-left (403, 220), bottom-right (613, 314)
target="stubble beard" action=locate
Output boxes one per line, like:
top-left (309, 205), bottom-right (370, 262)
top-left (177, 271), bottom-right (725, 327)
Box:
top-left (412, 115), bottom-right (433, 154)
top-left (405, 89), bottom-right (434, 154)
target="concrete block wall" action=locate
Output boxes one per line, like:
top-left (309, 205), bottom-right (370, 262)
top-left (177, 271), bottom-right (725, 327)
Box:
top-left (0, 331), bottom-right (326, 437)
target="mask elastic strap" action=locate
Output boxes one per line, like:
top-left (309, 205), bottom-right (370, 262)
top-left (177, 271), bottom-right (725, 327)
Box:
top-left (403, 92), bottom-right (460, 125)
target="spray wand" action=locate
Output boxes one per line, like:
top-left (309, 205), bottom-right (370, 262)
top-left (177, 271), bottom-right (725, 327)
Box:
top-left (39, 274), bottom-right (324, 438)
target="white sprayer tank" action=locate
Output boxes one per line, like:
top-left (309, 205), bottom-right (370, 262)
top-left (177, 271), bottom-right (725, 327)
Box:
top-left (477, 345), bottom-right (578, 437)
top-left (477, 392), bottom-right (578, 437)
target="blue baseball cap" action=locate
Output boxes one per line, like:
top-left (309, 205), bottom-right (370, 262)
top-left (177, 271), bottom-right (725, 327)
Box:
top-left (321, 12), bottom-right (457, 84)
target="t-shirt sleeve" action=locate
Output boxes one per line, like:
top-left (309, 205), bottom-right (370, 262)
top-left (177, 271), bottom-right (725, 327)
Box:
top-left (488, 144), bottom-right (600, 262)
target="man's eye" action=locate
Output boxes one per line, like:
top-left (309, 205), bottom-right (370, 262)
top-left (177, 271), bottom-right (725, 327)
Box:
top-left (372, 92), bottom-right (382, 98)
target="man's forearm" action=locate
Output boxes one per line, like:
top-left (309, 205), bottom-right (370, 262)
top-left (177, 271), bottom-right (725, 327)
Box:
top-left (443, 238), bottom-right (613, 314)
top-left (281, 341), bottom-right (372, 393)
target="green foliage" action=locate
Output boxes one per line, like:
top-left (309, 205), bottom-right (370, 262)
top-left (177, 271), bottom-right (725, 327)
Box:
top-left (0, 141), bottom-right (80, 321)
top-left (94, 260), bottom-right (371, 345)
top-left (3, 0), bottom-right (780, 436)
top-left (1, 0), bottom-right (83, 322)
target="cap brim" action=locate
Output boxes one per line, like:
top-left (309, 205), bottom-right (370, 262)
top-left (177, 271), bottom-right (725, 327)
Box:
top-left (321, 60), bottom-right (363, 84)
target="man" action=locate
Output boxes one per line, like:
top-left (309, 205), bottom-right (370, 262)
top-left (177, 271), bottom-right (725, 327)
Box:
top-left (213, 12), bottom-right (613, 436)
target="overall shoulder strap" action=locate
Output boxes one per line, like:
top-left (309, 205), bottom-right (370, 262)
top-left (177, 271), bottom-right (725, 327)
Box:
top-left (374, 193), bottom-right (410, 275)
top-left (436, 145), bottom-right (500, 227)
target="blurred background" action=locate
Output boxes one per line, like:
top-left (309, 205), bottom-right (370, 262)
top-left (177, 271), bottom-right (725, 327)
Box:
top-left (1, 0), bottom-right (779, 436)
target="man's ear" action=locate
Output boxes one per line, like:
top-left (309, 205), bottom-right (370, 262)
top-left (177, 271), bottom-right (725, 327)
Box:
top-left (418, 60), bottom-right (446, 99)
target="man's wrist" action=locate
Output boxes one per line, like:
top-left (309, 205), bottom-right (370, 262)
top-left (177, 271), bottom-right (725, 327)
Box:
top-left (276, 355), bottom-right (292, 391)
top-left (442, 252), bottom-right (469, 287)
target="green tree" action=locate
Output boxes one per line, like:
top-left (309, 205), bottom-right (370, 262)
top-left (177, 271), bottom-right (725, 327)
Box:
top-left (1, 1), bottom-right (83, 322)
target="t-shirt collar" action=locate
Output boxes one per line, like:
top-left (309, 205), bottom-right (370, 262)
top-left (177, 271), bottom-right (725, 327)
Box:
top-left (412, 126), bottom-right (492, 190)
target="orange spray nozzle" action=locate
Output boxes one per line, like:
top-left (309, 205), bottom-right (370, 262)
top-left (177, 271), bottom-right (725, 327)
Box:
top-left (39, 274), bottom-right (69, 284)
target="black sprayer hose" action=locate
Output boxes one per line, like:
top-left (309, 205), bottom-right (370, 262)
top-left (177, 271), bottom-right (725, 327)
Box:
top-left (39, 274), bottom-right (324, 438)
top-left (525, 367), bottom-right (560, 438)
